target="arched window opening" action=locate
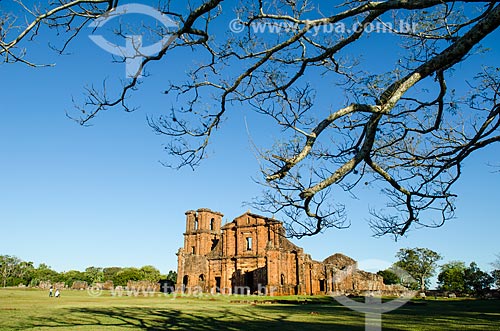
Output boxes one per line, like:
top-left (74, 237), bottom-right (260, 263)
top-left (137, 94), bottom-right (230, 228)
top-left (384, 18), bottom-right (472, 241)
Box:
top-left (210, 218), bottom-right (215, 231)
top-left (182, 275), bottom-right (189, 293)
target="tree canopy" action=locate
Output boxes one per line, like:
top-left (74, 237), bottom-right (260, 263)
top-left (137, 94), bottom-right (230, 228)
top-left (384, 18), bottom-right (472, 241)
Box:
top-left (438, 260), bottom-right (497, 295)
top-left (437, 261), bottom-right (466, 293)
top-left (464, 262), bottom-right (494, 294)
top-left (492, 253), bottom-right (500, 270)
top-left (394, 247), bottom-right (442, 292)
top-left (1, 0), bottom-right (499, 238)
top-left (492, 269), bottom-right (500, 289)
top-left (376, 269), bottom-right (400, 285)
top-left (0, 255), bottom-right (173, 288)
top-left (0, 255), bottom-right (32, 288)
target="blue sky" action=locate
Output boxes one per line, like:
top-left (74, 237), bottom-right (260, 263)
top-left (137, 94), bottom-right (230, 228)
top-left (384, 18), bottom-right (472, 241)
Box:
top-left (0, 1), bottom-right (499, 284)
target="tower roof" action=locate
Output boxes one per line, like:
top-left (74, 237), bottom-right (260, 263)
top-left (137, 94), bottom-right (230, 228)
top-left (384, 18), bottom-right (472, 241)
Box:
top-left (185, 208), bottom-right (224, 216)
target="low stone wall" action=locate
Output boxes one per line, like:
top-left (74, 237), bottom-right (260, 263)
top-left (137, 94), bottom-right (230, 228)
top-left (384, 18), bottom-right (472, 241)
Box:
top-left (93, 280), bottom-right (114, 290)
top-left (71, 281), bottom-right (88, 290)
top-left (127, 280), bottom-right (160, 292)
top-left (39, 281), bottom-right (66, 290)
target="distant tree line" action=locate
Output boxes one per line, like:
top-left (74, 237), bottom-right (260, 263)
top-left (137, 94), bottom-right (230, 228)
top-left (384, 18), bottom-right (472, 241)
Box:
top-left (377, 249), bottom-right (500, 297)
top-left (3, 251), bottom-right (497, 296)
top-left (0, 255), bottom-right (177, 288)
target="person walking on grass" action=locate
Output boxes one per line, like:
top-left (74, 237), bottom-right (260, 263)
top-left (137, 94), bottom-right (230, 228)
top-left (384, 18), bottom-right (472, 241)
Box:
top-left (49, 286), bottom-right (53, 298)
top-left (55, 289), bottom-right (60, 298)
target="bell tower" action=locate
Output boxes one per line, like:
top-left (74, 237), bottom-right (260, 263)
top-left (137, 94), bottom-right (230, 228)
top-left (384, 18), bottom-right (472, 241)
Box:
top-left (183, 208), bottom-right (223, 256)
top-left (177, 208), bottom-right (223, 291)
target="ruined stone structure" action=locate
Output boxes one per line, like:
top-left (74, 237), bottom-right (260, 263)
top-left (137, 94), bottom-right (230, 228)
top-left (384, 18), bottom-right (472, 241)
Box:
top-left (71, 281), bottom-right (88, 290)
top-left (176, 208), bottom-right (404, 296)
top-left (127, 280), bottom-right (161, 292)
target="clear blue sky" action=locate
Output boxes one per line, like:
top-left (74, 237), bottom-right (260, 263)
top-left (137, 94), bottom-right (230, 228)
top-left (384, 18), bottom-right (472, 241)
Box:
top-left (1, 1), bottom-right (499, 285)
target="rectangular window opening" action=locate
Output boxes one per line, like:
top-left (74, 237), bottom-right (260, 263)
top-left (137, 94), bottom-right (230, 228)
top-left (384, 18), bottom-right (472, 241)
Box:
top-left (246, 237), bottom-right (253, 250)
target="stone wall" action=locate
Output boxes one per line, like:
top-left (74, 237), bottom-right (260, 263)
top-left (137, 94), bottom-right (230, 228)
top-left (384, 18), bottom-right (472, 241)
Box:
top-left (38, 281), bottom-right (66, 290)
top-left (71, 281), bottom-right (88, 290)
top-left (127, 280), bottom-right (160, 292)
top-left (92, 280), bottom-right (114, 290)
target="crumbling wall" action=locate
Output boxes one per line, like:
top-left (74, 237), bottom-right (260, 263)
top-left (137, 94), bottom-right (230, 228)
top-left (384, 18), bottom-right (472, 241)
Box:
top-left (127, 280), bottom-right (160, 292)
top-left (71, 281), bottom-right (88, 290)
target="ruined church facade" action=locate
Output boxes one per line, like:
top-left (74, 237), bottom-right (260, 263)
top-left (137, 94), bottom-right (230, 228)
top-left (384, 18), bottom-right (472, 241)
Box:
top-left (176, 208), bottom-right (395, 295)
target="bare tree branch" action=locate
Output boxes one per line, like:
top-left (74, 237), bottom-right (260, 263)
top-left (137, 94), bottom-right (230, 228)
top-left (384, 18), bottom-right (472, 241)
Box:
top-left (3, 0), bottom-right (499, 238)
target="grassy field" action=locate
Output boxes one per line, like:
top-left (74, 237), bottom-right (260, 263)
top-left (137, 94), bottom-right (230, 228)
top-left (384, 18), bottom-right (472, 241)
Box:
top-left (0, 288), bottom-right (499, 330)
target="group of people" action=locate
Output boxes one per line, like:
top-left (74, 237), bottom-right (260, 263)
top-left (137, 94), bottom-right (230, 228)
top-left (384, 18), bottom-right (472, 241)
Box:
top-left (48, 286), bottom-right (60, 298)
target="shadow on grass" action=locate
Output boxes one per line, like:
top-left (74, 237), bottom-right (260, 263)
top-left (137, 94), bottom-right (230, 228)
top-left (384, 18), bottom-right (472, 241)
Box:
top-left (15, 298), bottom-right (500, 331)
top-left (384, 299), bottom-right (500, 329)
top-left (22, 301), bottom-right (368, 331)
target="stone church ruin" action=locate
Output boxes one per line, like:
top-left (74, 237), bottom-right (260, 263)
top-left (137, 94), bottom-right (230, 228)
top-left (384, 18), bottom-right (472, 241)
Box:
top-left (176, 208), bottom-right (406, 296)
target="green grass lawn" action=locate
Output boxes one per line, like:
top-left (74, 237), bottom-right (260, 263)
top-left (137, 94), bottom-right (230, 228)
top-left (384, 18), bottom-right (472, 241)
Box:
top-left (0, 288), bottom-right (499, 330)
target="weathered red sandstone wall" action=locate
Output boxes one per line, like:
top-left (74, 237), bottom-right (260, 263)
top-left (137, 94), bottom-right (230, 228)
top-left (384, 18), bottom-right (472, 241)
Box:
top-left (177, 209), bottom-right (409, 297)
